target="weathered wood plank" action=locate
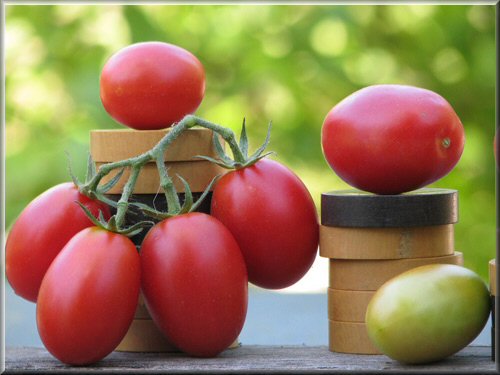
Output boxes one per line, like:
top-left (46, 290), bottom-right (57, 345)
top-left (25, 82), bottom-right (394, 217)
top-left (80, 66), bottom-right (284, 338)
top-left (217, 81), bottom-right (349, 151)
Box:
top-left (4, 346), bottom-right (496, 373)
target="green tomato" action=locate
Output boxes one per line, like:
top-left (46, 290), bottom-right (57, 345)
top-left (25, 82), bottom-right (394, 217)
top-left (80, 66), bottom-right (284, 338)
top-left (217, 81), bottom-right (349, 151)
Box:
top-left (365, 264), bottom-right (490, 364)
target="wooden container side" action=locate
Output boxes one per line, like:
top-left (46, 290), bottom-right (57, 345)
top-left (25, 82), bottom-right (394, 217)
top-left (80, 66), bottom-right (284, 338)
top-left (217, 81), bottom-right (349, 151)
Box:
top-left (115, 319), bottom-right (178, 353)
top-left (90, 128), bottom-right (222, 162)
top-left (135, 292), bottom-right (150, 320)
top-left (116, 319), bottom-right (241, 353)
top-left (328, 320), bottom-right (381, 355)
top-left (329, 252), bottom-right (464, 291)
top-left (327, 288), bottom-right (375, 323)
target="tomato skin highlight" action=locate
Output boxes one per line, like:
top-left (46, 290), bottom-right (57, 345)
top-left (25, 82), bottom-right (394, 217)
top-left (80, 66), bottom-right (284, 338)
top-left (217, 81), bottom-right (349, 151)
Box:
top-left (321, 84), bottom-right (465, 195)
top-left (140, 212), bottom-right (248, 358)
top-left (211, 158), bottom-right (319, 289)
top-left (36, 227), bottom-right (141, 366)
top-left (100, 41), bottom-right (205, 130)
top-left (6, 182), bottom-right (110, 302)
top-left (365, 264), bottom-right (490, 364)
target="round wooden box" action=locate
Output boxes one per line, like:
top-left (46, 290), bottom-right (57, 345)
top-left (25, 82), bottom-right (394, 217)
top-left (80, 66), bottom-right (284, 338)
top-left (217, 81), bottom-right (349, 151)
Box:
top-left (328, 320), bottom-right (380, 355)
top-left (90, 128), bottom-right (221, 162)
top-left (329, 252), bottom-right (464, 291)
top-left (115, 292), bottom-right (240, 352)
top-left (327, 288), bottom-right (374, 323)
top-left (90, 128), bottom-right (226, 195)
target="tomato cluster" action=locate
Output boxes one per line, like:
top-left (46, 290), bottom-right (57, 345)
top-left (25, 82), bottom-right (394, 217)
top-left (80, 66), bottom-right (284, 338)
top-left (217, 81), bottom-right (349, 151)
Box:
top-left (8, 41), bottom-right (473, 367)
top-left (6, 41), bottom-right (319, 365)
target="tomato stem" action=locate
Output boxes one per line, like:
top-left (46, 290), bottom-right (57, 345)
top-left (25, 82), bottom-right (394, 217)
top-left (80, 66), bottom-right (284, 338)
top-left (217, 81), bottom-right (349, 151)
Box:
top-left (78, 114), bottom-right (272, 234)
top-left (115, 163), bottom-right (145, 228)
top-left (185, 115), bottom-right (247, 163)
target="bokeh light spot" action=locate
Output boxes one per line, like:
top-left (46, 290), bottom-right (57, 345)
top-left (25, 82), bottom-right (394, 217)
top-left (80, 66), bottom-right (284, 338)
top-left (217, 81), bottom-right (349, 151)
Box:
top-left (309, 18), bottom-right (348, 57)
top-left (432, 47), bottom-right (468, 84)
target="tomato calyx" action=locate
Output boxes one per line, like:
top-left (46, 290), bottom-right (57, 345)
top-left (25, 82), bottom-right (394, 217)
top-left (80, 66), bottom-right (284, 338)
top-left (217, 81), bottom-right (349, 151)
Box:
top-left (67, 152), bottom-right (122, 209)
top-left (130, 174), bottom-right (219, 220)
top-left (76, 202), bottom-right (153, 237)
top-left (196, 118), bottom-right (274, 170)
top-left (68, 153), bottom-right (153, 236)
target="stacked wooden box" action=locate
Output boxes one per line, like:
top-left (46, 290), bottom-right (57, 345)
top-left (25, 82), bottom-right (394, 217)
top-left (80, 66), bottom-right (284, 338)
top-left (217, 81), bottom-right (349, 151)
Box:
top-left (90, 128), bottom-right (223, 194)
top-left (320, 188), bottom-right (464, 354)
top-left (90, 128), bottom-right (232, 352)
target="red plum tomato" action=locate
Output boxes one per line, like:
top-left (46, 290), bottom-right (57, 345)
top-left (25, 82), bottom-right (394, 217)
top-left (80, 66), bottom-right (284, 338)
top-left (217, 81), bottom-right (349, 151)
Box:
top-left (100, 41), bottom-right (205, 130)
top-left (210, 158), bottom-right (319, 289)
top-left (140, 212), bottom-right (248, 357)
top-left (6, 182), bottom-right (110, 302)
top-left (321, 84), bottom-right (465, 194)
top-left (36, 227), bottom-right (141, 365)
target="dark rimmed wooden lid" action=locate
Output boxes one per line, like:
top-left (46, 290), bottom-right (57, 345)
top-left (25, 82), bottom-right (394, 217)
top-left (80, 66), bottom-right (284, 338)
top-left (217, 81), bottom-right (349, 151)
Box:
top-left (321, 188), bottom-right (458, 228)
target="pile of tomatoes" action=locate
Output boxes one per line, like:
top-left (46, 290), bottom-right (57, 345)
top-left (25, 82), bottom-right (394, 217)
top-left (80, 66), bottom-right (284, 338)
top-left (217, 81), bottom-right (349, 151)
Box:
top-left (7, 40), bottom-right (488, 367)
top-left (6, 42), bottom-right (319, 365)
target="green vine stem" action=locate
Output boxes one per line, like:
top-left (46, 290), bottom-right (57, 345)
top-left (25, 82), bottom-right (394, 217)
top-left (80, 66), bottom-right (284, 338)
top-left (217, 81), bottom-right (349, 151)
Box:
top-left (114, 163), bottom-right (144, 228)
top-left (78, 114), bottom-right (271, 235)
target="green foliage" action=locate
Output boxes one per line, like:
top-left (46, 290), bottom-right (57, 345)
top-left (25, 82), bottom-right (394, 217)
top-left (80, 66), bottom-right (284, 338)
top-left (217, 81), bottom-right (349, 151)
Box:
top-left (5, 5), bottom-right (495, 280)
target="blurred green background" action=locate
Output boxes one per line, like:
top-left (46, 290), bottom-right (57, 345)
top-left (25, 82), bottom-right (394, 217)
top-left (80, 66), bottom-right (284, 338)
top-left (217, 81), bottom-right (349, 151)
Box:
top-left (5, 5), bottom-right (496, 280)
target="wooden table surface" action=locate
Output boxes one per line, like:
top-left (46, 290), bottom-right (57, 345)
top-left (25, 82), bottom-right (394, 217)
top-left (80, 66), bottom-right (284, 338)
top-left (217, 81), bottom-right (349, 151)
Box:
top-left (4, 345), bottom-right (496, 373)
